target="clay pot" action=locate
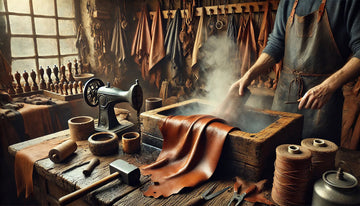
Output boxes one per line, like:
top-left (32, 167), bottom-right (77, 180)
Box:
top-left (122, 132), bottom-right (140, 154)
top-left (88, 132), bottom-right (119, 156)
top-left (68, 116), bottom-right (94, 141)
top-left (145, 97), bottom-right (163, 111)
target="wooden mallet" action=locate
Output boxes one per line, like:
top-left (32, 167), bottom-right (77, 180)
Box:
top-left (58, 159), bottom-right (140, 205)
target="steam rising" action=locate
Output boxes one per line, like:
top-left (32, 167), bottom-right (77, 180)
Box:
top-left (197, 34), bottom-right (239, 106)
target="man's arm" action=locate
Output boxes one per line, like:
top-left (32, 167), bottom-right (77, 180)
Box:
top-left (230, 53), bottom-right (277, 96)
top-left (299, 57), bottom-right (360, 110)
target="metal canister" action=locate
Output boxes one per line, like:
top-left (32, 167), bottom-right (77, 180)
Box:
top-left (312, 168), bottom-right (360, 206)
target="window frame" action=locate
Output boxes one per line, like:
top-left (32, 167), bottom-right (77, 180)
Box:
top-left (1, 0), bottom-right (80, 74)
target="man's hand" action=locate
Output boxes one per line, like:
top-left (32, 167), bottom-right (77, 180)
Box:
top-left (229, 74), bottom-right (252, 97)
top-left (298, 84), bottom-right (334, 110)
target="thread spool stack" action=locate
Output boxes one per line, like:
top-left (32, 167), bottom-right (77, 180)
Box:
top-left (301, 138), bottom-right (338, 181)
top-left (48, 140), bottom-right (77, 163)
top-left (271, 144), bottom-right (312, 206)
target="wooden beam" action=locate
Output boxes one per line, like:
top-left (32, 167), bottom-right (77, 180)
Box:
top-left (148, 0), bottom-right (280, 19)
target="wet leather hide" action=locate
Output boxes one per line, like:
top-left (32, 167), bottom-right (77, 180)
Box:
top-left (140, 115), bottom-right (237, 198)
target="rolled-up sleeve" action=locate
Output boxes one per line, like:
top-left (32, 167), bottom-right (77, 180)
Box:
top-left (346, 0), bottom-right (360, 59)
top-left (262, 0), bottom-right (291, 63)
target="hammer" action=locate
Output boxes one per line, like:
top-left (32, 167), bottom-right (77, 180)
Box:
top-left (58, 159), bottom-right (140, 205)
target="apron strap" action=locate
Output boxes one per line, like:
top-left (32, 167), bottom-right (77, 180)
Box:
top-left (288, 0), bottom-right (299, 26)
top-left (289, 0), bottom-right (327, 25)
top-left (317, 0), bottom-right (327, 22)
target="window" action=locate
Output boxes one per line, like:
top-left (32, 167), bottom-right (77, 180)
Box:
top-left (0, 0), bottom-right (79, 74)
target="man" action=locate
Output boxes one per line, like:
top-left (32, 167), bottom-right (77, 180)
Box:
top-left (230, 0), bottom-right (360, 145)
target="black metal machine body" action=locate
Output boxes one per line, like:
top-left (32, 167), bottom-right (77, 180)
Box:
top-left (83, 78), bottom-right (143, 134)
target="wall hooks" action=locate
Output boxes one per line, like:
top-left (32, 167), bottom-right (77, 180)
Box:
top-left (146, 0), bottom-right (280, 19)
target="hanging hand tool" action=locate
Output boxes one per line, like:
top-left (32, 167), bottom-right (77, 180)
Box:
top-left (227, 180), bottom-right (256, 206)
top-left (185, 184), bottom-right (231, 206)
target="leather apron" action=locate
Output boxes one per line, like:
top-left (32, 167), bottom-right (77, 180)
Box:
top-left (271, 0), bottom-right (345, 144)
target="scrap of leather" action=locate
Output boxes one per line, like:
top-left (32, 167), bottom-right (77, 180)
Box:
top-left (226, 12), bottom-right (238, 43)
top-left (191, 7), bottom-right (207, 68)
top-left (148, 2), bottom-right (165, 88)
top-left (0, 50), bottom-right (12, 89)
top-left (111, 6), bottom-right (129, 68)
top-left (238, 10), bottom-right (257, 77)
top-left (179, 1), bottom-right (195, 58)
top-left (15, 138), bottom-right (66, 198)
top-left (131, 6), bottom-right (151, 81)
top-left (164, 9), bottom-right (185, 80)
top-left (234, 176), bottom-right (274, 205)
top-left (140, 115), bottom-right (237, 198)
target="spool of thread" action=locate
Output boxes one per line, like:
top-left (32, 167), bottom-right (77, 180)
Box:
top-left (49, 140), bottom-right (77, 163)
top-left (301, 138), bottom-right (338, 180)
top-left (271, 144), bottom-right (312, 206)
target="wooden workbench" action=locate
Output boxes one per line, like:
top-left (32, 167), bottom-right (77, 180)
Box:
top-left (8, 127), bottom-right (360, 205)
top-left (8, 128), bottom-right (266, 206)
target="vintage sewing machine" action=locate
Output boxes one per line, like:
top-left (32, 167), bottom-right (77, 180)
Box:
top-left (83, 78), bottom-right (143, 134)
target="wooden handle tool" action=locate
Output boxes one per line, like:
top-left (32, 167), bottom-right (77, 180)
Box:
top-left (83, 158), bottom-right (100, 176)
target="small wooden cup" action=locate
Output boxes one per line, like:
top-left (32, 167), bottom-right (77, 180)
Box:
top-left (122, 132), bottom-right (140, 154)
top-left (68, 116), bottom-right (94, 141)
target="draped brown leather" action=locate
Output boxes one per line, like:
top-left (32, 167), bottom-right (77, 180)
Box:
top-left (131, 6), bottom-right (151, 81)
top-left (140, 115), bottom-right (237, 198)
top-left (149, 2), bottom-right (165, 88)
top-left (238, 11), bottom-right (257, 77)
top-left (15, 138), bottom-right (66, 198)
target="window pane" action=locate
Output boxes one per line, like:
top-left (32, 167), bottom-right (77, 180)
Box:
top-left (58, 20), bottom-right (76, 36)
top-left (59, 38), bottom-right (77, 55)
top-left (61, 55), bottom-right (78, 66)
top-left (37, 38), bottom-right (58, 56)
top-left (12, 59), bottom-right (36, 74)
top-left (35, 18), bottom-right (56, 35)
top-left (39, 58), bottom-right (59, 69)
top-left (11, 37), bottom-right (35, 57)
top-left (0, 0), bottom-right (5, 12)
top-left (7, 0), bottom-right (30, 14)
top-left (33, 0), bottom-right (55, 16)
top-left (9, 15), bottom-right (32, 34)
top-left (57, 0), bottom-right (75, 18)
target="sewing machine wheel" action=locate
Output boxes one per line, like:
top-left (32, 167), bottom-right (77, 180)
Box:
top-left (83, 78), bottom-right (104, 107)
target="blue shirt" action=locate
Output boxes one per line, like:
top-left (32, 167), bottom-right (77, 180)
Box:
top-left (263, 0), bottom-right (360, 62)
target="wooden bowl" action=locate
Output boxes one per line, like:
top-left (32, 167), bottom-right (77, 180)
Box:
top-left (88, 132), bottom-right (119, 156)
top-left (68, 116), bottom-right (94, 141)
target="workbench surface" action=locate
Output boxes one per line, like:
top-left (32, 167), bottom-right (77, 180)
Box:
top-left (8, 129), bottom-right (360, 206)
top-left (8, 129), bottom-right (266, 206)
